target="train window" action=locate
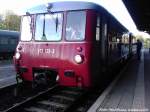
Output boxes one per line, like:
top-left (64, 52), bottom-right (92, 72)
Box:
top-left (104, 23), bottom-right (107, 37)
top-left (112, 36), bottom-right (117, 42)
top-left (35, 13), bottom-right (63, 41)
top-left (0, 38), bottom-right (8, 44)
top-left (21, 16), bottom-right (32, 41)
top-left (66, 11), bottom-right (86, 41)
top-left (96, 15), bottom-right (100, 41)
top-left (9, 39), bottom-right (16, 44)
top-left (35, 15), bottom-right (44, 40)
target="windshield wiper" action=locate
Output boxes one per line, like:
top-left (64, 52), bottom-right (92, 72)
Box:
top-left (55, 15), bottom-right (58, 32)
top-left (42, 14), bottom-right (47, 40)
top-left (47, 12), bottom-right (59, 33)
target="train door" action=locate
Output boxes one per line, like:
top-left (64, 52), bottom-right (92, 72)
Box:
top-left (91, 13), bottom-right (102, 86)
top-left (92, 13), bottom-right (109, 87)
top-left (60, 11), bottom-right (87, 86)
top-left (101, 15), bottom-right (108, 65)
top-left (92, 13), bottom-right (101, 65)
top-left (129, 33), bottom-right (135, 55)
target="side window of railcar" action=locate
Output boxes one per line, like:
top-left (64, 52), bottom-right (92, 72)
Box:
top-left (96, 14), bottom-right (100, 41)
top-left (35, 13), bottom-right (63, 41)
top-left (66, 11), bottom-right (86, 41)
top-left (21, 16), bottom-right (32, 41)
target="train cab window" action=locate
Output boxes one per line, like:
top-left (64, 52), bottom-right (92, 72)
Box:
top-left (35, 15), bottom-right (44, 41)
top-left (35, 13), bottom-right (63, 41)
top-left (66, 11), bottom-right (86, 41)
top-left (21, 16), bottom-right (32, 41)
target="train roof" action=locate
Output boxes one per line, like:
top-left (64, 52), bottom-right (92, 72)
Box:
top-left (0, 30), bottom-right (20, 37)
top-left (24, 1), bottom-right (104, 14)
top-left (24, 1), bottom-right (128, 32)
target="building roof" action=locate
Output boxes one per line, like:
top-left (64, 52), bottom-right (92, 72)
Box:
top-left (123, 0), bottom-right (150, 32)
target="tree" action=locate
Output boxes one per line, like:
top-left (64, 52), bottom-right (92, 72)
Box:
top-left (0, 10), bottom-right (21, 31)
top-left (0, 14), bottom-right (3, 22)
top-left (4, 14), bottom-right (21, 31)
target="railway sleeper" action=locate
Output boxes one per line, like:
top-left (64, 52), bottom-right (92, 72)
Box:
top-left (38, 100), bottom-right (67, 108)
top-left (5, 86), bottom-right (86, 112)
top-left (60, 90), bottom-right (82, 96)
top-left (25, 107), bottom-right (49, 112)
top-left (24, 100), bottom-right (68, 112)
top-left (24, 94), bottom-right (82, 112)
top-left (51, 95), bottom-right (75, 102)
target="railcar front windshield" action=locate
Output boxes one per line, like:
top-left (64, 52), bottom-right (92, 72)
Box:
top-left (35, 13), bottom-right (63, 41)
top-left (21, 16), bottom-right (32, 41)
top-left (66, 11), bottom-right (86, 41)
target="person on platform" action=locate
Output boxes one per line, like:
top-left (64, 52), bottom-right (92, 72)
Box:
top-left (136, 39), bottom-right (142, 60)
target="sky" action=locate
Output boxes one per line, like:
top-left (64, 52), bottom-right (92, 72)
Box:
top-left (0, 0), bottom-right (44, 14)
top-left (0, 0), bottom-right (139, 34)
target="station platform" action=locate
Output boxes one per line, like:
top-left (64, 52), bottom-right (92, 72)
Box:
top-left (0, 60), bottom-right (16, 88)
top-left (88, 50), bottom-right (150, 112)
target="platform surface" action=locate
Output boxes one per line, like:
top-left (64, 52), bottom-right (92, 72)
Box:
top-left (0, 60), bottom-right (16, 87)
top-left (88, 50), bottom-right (150, 112)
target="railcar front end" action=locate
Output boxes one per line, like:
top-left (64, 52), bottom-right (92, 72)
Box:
top-left (14, 1), bottom-right (129, 89)
top-left (14, 3), bottom-right (98, 88)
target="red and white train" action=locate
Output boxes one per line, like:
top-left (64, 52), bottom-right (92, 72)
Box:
top-left (14, 1), bottom-right (136, 88)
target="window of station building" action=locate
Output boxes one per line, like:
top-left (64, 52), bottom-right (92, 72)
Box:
top-left (66, 11), bottom-right (86, 41)
top-left (96, 15), bottom-right (101, 41)
top-left (35, 13), bottom-right (63, 41)
top-left (21, 16), bottom-right (32, 41)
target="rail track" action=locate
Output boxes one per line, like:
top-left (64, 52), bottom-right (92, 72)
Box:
top-left (0, 82), bottom-right (56, 111)
top-left (0, 61), bottom-right (125, 112)
top-left (0, 84), bottom-right (17, 111)
top-left (3, 85), bottom-right (91, 112)
top-left (0, 69), bottom-right (124, 112)
top-left (2, 84), bottom-right (104, 112)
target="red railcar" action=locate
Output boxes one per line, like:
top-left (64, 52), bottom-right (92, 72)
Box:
top-left (14, 1), bottom-right (131, 88)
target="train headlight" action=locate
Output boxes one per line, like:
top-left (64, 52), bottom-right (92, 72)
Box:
top-left (74, 55), bottom-right (83, 64)
top-left (15, 52), bottom-right (21, 60)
